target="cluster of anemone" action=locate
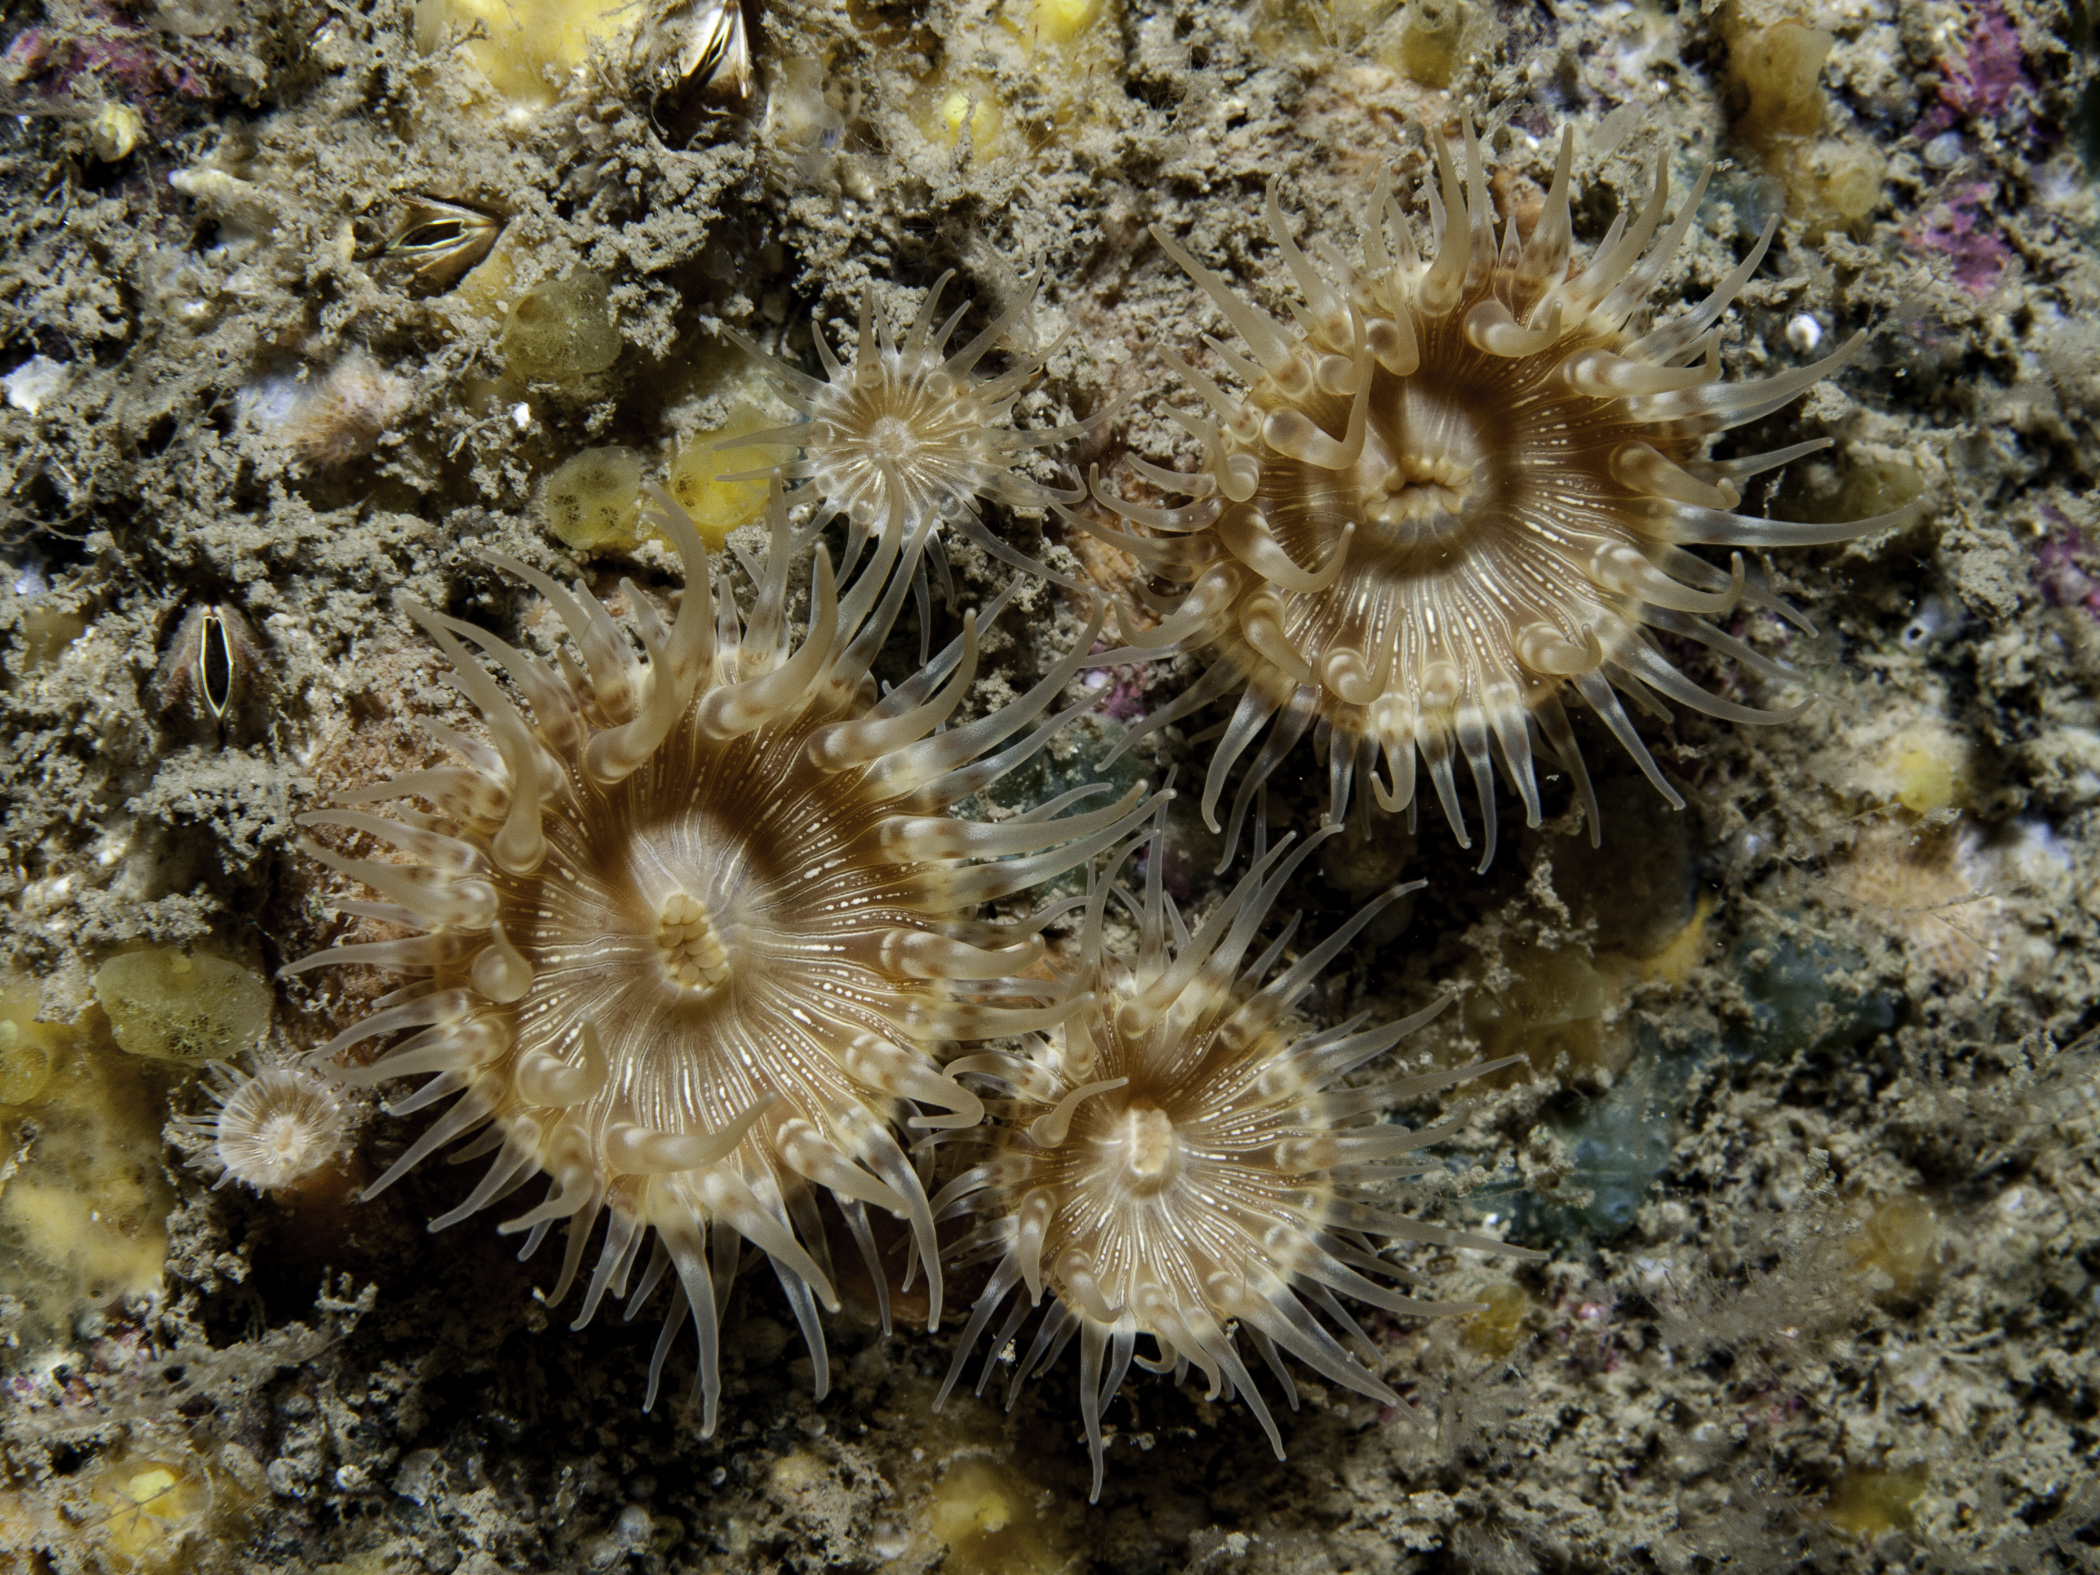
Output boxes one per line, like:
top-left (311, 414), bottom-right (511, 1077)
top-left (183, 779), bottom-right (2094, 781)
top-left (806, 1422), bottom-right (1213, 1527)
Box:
top-left (285, 477), bottom-right (1504, 1470)
top-left (287, 485), bottom-right (1150, 1431)
top-left (275, 118), bottom-right (1904, 1483)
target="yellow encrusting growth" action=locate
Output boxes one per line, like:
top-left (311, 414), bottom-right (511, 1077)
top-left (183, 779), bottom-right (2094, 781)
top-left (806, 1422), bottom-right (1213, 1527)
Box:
top-left (1837, 713), bottom-right (1971, 816)
top-left (1823, 1464), bottom-right (1931, 1539)
top-left (84, 1442), bottom-right (255, 1572)
top-left (1465, 943), bottom-right (1631, 1080)
top-left (93, 948), bottom-right (272, 1064)
top-left (928, 1456), bottom-right (1070, 1573)
top-left (1636, 891), bottom-right (1718, 987)
top-left (1458, 1280), bottom-right (1536, 1358)
top-left (448, 232), bottom-right (518, 322)
top-left (1389, 0), bottom-right (1471, 88)
top-left (0, 979), bottom-right (60, 1104)
top-left (1803, 453), bottom-right (1926, 526)
top-left (550, 416), bottom-right (793, 558)
top-left (92, 1456), bottom-right (209, 1569)
top-left (1847, 1194), bottom-right (1940, 1299)
top-left (1894, 748), bottom-right (1958, 817)
top-left (501, 270), bottom-right (621, 382)
top-left (0, 979), bottom-right (172, 1344)
top-left (18, 604), bottom-right (86, 669)
top-left (544, 446), bottom-right (645, 555)
top-left (667, 407), bottom-right (794, 549)
top-left (1031, 0), bottom-right (1107, 47)
top-left (1725, 13), bottom-right (1832, 144)
top-left (413, 0), bottom-right (634, 111)
top-left (1723, 6), bottom-right (1887, 226)
top-left (915, 79), bottom-right (1009, 161)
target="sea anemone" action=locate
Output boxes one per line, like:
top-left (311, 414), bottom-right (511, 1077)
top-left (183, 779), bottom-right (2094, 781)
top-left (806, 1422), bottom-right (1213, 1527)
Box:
top-left (932, 812), bottom-right (1530, 1498)
top-left (285, 488), bottom-right (1155, 1433)
top-left (1089, 124), bottom-right (1922, 869)
top-left (276, 352), bottom-right (413, 469)
top-left (1824, 818), bottom-right (2001, 987)
top-left (720, 273), bottom-right (1098, 608)
top-left (172, 1061), bottom-right (350, 1193)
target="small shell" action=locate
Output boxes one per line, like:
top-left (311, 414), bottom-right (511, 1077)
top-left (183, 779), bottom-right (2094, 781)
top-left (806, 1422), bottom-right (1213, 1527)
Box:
top-left (150, 603), bottom-right (265, 736)
top-left (88, 103), bottom-right (146, 162)
top-left (674, 0), bottom-right (750, 94)
top-left (374, 196), bottom-right (505, 293)
top-left (647, 0), bottom-right (754, 143)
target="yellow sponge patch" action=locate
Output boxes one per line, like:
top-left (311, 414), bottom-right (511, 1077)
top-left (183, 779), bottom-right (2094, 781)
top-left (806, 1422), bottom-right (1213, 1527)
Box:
top-left (501, 271), bottom-right (622, 383)
top-left (0, 976), bottom-right (173, 1342)
top-left (93, 949), bottom-right (271, 1065)
top-left (668, 410), bottom-right (794, 550)
top-left (929, 1457), bottom-right (1068, 1574)
top-left (414, 0), bottom-right (634, 110)
top-left (545, 446), bottom-right (645, 555)
top-left (1033, 0), bottom-right (1106, 45)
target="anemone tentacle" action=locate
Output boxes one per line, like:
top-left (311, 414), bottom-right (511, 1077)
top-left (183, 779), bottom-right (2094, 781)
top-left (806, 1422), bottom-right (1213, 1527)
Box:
top-left (1094, 123), bottom-right (1920, 871)
top-left (288, 484), bottom-right (1157, 1436)
top-left (935, 807), bottom-right (1535, 1499)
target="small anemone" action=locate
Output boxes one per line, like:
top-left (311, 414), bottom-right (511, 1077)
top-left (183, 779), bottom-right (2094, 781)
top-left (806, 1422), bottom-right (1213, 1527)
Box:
top-left (931, 808), bottom-right (1533, 1499)
top-left (719, 272), bottom-right (1102, 618)
top-left (172, 1062), bottom-right (350, 1193)
top-left (276, 352), bottom-right (413, 470)
top-left (1825, 819), bottom-right (2002, 988)
top-left (1087, 123), bottom-right (1922, 870)
top-left (285, 484), bottom-right (1157, 1436)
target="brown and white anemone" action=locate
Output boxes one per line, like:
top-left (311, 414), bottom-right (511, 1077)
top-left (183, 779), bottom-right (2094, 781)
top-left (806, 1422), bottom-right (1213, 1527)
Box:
top-left (286, 490), bottom-right (1156, 1434)
top-left (1089, 126), bottom-right (1921, 869)
top-left (932, 815), bottom-right (1531, 1498)
top-left (172, 1061), bottom-right (351, 1194)
top-left (721, 273), bottom-right (1096, 604)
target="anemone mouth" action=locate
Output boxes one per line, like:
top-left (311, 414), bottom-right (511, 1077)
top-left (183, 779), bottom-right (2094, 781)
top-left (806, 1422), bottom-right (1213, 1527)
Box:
top-left (1339, 369), bottom-right (1499, 563)
top-left (864, 410), bottom-right (927, 465)
top-left (1107, 1102), bottom-right (1182, 1189)
top-left (287, 482), bottom-right (1161, 1439)
top-left (1091, 121), bottom-right (1923, 871)
top-left (654, 892), bottom-right (732, 993)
